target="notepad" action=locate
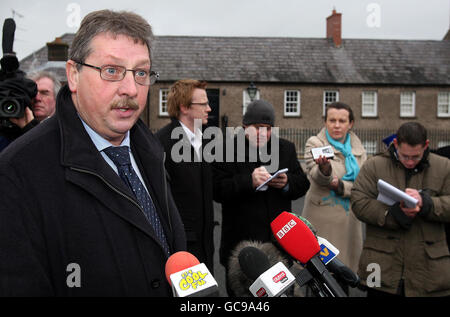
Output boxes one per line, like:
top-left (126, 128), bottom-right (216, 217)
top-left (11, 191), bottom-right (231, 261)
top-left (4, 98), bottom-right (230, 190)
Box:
top-left (256, 168), bottom-right (289, 192)
top-left (376, 179), bottom-right (418, 208)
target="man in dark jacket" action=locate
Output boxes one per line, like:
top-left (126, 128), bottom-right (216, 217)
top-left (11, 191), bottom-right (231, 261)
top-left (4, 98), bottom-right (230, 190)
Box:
top-left (0, 10), bottom-right (186, 296)
top-left (212, 99), bottom-right (310, 296)
top-left (156, 79), bottom-right (215, 272)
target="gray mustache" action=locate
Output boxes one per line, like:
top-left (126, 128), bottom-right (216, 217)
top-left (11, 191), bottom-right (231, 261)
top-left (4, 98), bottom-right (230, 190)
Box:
top-left (111, 98), bottom-right (139, 110)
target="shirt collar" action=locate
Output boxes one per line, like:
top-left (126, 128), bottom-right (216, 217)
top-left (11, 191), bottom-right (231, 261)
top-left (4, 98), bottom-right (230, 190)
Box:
top-left (179, 120), bottom-right (202, 142)
top-left (79, 115), bottom-right (130, 152)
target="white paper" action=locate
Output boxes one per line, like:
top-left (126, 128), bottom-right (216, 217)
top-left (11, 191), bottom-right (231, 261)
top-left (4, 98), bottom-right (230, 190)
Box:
top-left (311, 145), bottom-right (334, 160)
top-left (256, 168), bottom-right (289, 191)
top-left (376, 179), bottom-right (418, 208)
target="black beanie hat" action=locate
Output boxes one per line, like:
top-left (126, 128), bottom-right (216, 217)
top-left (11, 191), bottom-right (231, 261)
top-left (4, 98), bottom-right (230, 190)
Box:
top-left (242, 99), bottom-right (275, 126)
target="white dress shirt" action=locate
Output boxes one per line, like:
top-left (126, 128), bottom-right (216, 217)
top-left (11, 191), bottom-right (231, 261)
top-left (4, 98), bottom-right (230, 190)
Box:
top-left (79, 116), bottom-right (150, 193)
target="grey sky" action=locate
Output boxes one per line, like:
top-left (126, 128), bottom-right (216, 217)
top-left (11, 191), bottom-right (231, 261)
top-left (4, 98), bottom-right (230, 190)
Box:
top-left (0, 0), bottom-right (449, 60)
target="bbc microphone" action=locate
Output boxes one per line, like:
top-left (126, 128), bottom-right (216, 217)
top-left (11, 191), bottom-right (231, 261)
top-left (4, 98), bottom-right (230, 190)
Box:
top-left (290, 212), bottom-right (360, 288)
top-left (238, 246), bottom-right (296, 297)
top-left (165, 251), bottom-right (219, 297)
top-left (271, 211), bottom-right (347, 297)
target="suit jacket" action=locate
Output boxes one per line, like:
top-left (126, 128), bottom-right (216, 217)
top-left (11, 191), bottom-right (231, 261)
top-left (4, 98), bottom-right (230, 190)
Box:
top-left (0, 85), bottom-right (186, 296)
top-left (156, 119), bottom-right (215, 271)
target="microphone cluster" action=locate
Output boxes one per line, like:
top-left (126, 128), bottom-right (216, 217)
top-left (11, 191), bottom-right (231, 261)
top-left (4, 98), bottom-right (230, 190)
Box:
top-left (164, 212), bottom-right (359, 297)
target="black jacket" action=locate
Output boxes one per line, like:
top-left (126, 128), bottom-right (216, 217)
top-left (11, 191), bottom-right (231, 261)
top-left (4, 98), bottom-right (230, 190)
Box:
top-left (212, 133), bottom-right (310, 266)
top-left (156, 119), bottom-right (215, 271)
top-left (0, 85), bottom-right (186, 296)
top-left (0, 118), bottom-right (39, 152)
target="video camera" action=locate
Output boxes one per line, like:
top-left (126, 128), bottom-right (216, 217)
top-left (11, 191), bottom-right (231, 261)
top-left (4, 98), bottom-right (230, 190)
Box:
top-left (0, 18), bottom-right (37, 120)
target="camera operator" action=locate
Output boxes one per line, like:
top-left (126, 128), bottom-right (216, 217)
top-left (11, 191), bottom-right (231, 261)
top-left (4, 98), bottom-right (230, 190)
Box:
top-left (0, 18), bottom-right (41, 152)
top-left (0, 75), bottom-right (38, 152)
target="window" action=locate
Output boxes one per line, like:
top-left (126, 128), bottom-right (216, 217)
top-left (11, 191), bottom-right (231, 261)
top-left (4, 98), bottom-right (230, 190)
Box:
top-left (362, 140), bottom-right (377, 156)
top-left (362, 91), bottom-right (377, 117)
top-left (437, 92), bottom-right (450, 117)
top-left (243, 89), bottom-right (260, 114)
top-left (438, 140), bottom-right (450, 148)
top-left (323, 91), bottom-right (339, 116)
top-left (159, 89), bottom-right (169, 116)
top-left (400, 92), bottom-right (415, 117)
top-left (284, 90), bottom-right (301, 116)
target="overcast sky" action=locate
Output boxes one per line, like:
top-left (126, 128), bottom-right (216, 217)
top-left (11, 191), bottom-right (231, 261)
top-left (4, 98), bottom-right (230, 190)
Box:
top-left (0, 0), bottom-right (449, 60)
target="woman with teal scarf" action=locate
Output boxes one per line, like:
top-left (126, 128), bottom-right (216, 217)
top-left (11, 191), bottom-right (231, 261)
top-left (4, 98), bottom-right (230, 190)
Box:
top-left (302, 102), bottom-right (367, 281)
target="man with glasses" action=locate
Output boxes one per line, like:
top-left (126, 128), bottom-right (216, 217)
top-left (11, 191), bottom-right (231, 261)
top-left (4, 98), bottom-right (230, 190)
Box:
top-left (156, 79), bottom-right (215, 274)
top-left (0, 10), bottom-right (186, 296)
top-left (351, 122), bottom-right (450, 297)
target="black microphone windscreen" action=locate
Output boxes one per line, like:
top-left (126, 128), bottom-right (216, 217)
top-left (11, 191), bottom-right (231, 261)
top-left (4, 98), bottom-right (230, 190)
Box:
top-left (238, 246), bottom-right (271, 281)
top-left (2, 18), bottom-right (16, 54)
top-left (227, 240), bottom-right (298, 297)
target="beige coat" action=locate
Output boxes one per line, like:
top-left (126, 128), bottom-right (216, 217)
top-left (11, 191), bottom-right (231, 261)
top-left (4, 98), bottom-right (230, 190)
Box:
top-left (302, 127), bottom-right (366, 272)
top-left (351, 148), bottom-right (450, 296)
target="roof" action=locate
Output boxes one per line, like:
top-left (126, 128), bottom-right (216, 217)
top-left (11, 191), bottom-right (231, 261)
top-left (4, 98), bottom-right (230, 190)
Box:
top-left (20, 33), bottom-right (450, 86)
top-left (20, 33), bottom-right (75, 82)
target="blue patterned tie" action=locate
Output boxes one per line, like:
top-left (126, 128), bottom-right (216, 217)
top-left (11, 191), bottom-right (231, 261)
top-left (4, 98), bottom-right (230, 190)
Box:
top-left (103, 146), bottom-right (170, 256)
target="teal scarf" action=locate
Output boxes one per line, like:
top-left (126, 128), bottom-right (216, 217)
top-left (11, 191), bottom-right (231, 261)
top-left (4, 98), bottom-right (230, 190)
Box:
top-left (325, 130), bottom-right (360, 181)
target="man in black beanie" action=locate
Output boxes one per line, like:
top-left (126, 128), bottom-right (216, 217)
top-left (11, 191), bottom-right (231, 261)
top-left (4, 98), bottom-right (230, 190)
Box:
top-left (212, 99), bottom-right (310, 296)
top-left (242, 99), bottom-right (275, 127)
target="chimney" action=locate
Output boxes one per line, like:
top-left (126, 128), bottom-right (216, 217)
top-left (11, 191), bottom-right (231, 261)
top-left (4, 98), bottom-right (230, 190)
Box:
top-left (46, 37), bottom-right (69, 61)
top-left (326, 9), bottom-right (342, 47)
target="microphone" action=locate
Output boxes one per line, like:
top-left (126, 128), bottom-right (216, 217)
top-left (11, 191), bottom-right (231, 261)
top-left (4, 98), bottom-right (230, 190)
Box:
top-left (238, 246), bottom-right (296, 297)
top-left (1, 18), bottom-right (19, 74)
top-left (2, 18), bottom-right (15, 54)
top-left (286, 212), bottom-right (360, 288)
top-left (317, 237), bottom-right (360, 288)
top-left (165, 251), bottom-right (219, 297)
top-left (271, 211), bottom-right (347, 297)
top-left (228, 240), bottom-right (297, 297)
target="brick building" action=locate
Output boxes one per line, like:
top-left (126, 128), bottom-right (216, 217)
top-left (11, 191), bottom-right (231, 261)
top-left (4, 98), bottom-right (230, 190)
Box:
top-left (20, 10), bottom-right (450, 154)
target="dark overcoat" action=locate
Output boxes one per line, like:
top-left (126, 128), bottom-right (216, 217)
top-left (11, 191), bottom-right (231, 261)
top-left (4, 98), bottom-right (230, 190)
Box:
top-left (156, 119), bottom-right (215, 272)
top-left (0, 86), bottom-right (186, 296)
top-left (212, 133), bottom-right (310, 266)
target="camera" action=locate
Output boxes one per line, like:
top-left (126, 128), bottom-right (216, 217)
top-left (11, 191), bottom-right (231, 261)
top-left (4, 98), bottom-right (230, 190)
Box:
top-left (0, 18), bottom-right (37, 121)
top-left (0, 97), bottom-right (26, 118)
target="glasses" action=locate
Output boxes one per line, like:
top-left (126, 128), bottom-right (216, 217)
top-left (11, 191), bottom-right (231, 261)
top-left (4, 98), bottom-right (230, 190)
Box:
top-left (190, 102), bottom-right (210, 107)
top-left (75, 61), bottom-right (159, 86)
top-left (397, 152), bottom-right (423, 162)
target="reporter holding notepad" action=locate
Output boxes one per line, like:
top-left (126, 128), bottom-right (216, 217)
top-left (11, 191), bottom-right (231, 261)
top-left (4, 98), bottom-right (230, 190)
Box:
top-left (212, 99), bottom-right (310, 296)
top-left (351, 122), bottom-right (450, 297)
top-left (303, 102), bottom-right (367, 278)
